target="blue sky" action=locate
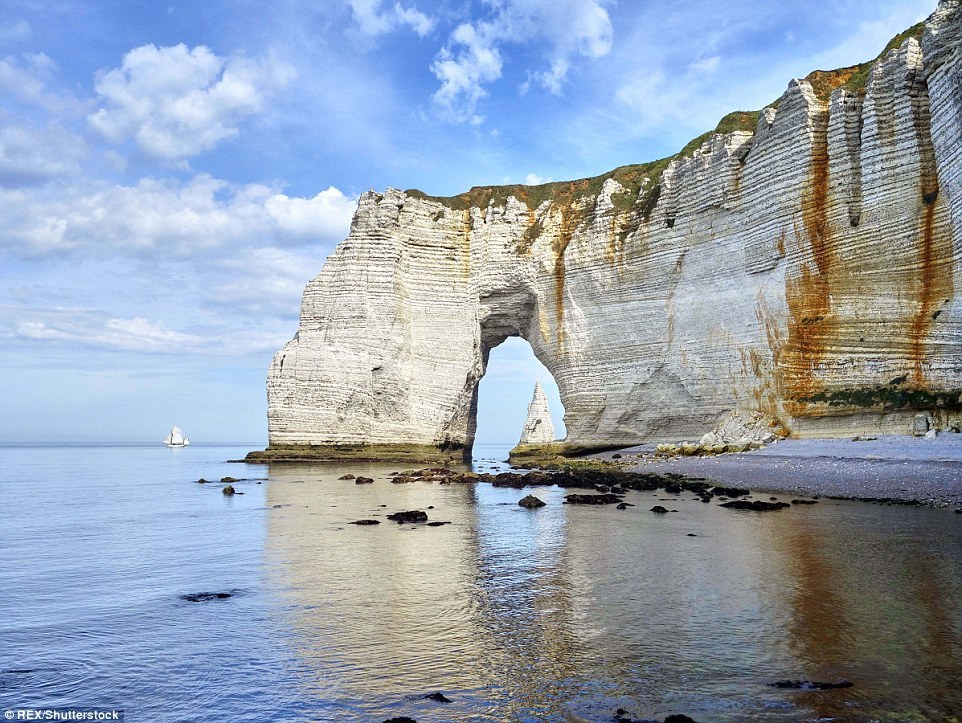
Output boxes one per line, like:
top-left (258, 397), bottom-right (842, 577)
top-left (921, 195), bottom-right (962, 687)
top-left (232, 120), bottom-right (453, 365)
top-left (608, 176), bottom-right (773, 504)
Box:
top-left (0, 0), bottom-right (936, 445)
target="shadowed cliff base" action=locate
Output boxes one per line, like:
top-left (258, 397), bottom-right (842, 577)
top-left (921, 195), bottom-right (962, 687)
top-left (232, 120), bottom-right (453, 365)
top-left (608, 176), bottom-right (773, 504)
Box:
top-left (244, 443), bottom-right (471, 464)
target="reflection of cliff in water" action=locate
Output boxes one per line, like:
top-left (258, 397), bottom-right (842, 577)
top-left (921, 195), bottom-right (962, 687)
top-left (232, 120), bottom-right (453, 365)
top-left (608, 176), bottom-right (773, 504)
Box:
top-left (770, 504), bottom-right (962, 720)
top-left (263, 462), bottom-right (587, 717)
top-left (264, 464), bottom-right (962, 719)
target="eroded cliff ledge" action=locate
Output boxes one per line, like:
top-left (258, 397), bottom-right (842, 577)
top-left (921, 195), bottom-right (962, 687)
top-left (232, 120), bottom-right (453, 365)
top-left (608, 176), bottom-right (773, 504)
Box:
top-left (251, 2), bottom-right (962, 463)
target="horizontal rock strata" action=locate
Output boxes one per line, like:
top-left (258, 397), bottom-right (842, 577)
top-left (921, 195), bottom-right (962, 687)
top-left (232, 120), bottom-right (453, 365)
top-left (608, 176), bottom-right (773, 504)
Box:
top-left (257, 2), bottom-right (962, 462)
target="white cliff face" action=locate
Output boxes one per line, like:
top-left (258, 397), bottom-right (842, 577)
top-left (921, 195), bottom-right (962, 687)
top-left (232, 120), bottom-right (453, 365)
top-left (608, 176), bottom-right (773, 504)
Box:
top-left (518, 382), bottom-right (555, 445)
top-left (263, 2), bottom-right (962, 458)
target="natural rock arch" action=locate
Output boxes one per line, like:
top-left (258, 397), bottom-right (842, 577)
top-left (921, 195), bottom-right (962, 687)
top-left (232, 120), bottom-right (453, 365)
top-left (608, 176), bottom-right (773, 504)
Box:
top-left (251, 5), bottom-right (962, 463)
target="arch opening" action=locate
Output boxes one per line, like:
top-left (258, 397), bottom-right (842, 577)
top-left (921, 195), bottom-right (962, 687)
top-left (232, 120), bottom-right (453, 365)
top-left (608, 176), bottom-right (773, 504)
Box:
top-left (471, 336), bottom-right (566, 461)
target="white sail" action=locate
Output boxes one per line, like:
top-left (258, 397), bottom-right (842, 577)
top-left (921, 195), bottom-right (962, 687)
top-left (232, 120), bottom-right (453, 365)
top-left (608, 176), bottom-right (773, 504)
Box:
top-left (165, 426), bottom-right (189, 446)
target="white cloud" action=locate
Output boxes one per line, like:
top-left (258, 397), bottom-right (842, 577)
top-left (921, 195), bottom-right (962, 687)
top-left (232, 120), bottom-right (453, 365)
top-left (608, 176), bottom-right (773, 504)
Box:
top-left (431, 0), bottom-right (613, 121)
top-left (209, 247), bottom-right (326, 317)
top-left (3, 305), bottom-right (287, 356)
top-left (348, 0), bottom-right (434, 37)
top-left (264, 186), bottom-right (358, 239)
top-left (432, 22), bottom-right (503, 122)
top-left (0, 52), bottom-right (72, 113)
top-left (0, 20), bottom-right (31, 44)
top-left (0, 122), bottom-right (86, 186)
top-left (88, 43), bottom-right (294, 159)
top-left (12, 309), bottom-right (206, 353)
top-left (690, 55), bottom-right (721, 74)
top-left (0, 174), bottom-right (357, 258)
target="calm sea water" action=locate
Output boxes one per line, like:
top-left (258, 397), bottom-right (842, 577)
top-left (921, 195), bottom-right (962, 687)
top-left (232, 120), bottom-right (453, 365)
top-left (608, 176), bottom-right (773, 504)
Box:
top-left (1, 443), bottom-right (961, 722)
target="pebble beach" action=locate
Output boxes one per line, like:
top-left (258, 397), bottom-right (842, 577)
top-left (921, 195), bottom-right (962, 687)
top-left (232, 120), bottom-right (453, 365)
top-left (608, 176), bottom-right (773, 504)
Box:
top-left (603, 435), bottom-right (962, 509)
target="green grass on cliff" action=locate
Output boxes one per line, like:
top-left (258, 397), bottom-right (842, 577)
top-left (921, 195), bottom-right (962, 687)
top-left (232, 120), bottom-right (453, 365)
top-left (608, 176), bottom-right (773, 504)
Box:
top-left (403, 20), bottom-right (927, 222)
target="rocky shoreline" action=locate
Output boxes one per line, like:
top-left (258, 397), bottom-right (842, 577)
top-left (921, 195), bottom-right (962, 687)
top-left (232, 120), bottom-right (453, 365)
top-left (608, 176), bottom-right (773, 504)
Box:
top-left (596, 434), bottom-right (962, 510)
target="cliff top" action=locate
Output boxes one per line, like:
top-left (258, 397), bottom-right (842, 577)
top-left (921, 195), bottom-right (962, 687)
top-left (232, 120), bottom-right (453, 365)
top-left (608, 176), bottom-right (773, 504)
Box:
top-left (403, 20), bottom-right (927, 213)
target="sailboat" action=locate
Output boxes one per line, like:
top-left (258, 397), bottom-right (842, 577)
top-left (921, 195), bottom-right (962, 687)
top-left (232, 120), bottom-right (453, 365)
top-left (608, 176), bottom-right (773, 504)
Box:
top-left (164, 426), bottom-right (190, 447)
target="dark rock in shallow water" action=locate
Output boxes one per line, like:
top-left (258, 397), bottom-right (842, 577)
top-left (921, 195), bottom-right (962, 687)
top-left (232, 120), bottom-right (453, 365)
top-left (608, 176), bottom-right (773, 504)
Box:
top-left (687, 533), bottom-right (697, 536)
top-left (711, 485), bottom-right (750, 497)
top-left (650, 505), bottom-right (669, 514)
top-left (616, 502), bottom-right (634, 510)
top-left (387, 510), bottom-right (428, 523)
top-left (426, 521), bottom-right (451, 526)
top-left (791, 499), bottom-right (819, 505)
top-left (564, 493), bottom-right (623, 505)
top-left (384, 718), bottom-right (417, 723)
top-left (664, 716), bottom-right (699, 723)
top-left (664, 483), bottom-right (682, 494)
top-left (338, 474), bottom-right (355, 480)
top-left (518, 494), bottom-right (546, 508)
top-left (221, 476), bottom-right (238, 483)
top-left (720, 500), bottom-right (789, 511)
top-left (769, 679), bottom-right (852, 690)
top-left (355, 476), bottom-right (374, 484)
top-left (424, 692), bottom-right (451, 702)
top-left (196, 478), bottom-right (208, 484)
top-left (612, 453), bottom-right (622, 459)
top-left (350, 519), bottom-right (381, 525)
top-left (181, 591), bottom-right (235, 602)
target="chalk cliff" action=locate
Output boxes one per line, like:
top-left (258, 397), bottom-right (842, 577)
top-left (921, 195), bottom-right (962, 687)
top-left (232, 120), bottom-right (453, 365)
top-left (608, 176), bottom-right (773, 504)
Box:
top-left (253, 1), bottom-right (962, 462)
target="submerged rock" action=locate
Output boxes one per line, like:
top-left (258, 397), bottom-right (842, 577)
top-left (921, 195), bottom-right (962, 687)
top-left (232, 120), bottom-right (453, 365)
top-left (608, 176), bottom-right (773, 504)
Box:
top-left (338, 474), bottom-right (356, 480)
top-left (564, 493), bottom-right (623, 505)
top-left (650, 505), bottom-right (669, 514)
top-left (720, 500), bottom-right (790, 511)
top-left (518, 494), bottom-right (546, 508)
top-left (424, 692), bottom-right (451, 703)
top-left (350, 519), bottom-right (381, 525)
top-left (426, 521), bottom-right (451, 526)
top-left (387, 510), bottom-right (428, 524)
top-left (181, 591), bottom-right (235, 602)
top-left (769, 679), bottom-right (853, 690)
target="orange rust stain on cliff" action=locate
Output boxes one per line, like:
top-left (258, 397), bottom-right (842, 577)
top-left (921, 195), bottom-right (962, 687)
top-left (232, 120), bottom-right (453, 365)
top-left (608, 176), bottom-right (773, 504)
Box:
top-left (552, 205), bottom-right (578, 346)
top-left (910, 194), bottom-right (954, 384)
top-left (783, 125), bottom-right (835, 416)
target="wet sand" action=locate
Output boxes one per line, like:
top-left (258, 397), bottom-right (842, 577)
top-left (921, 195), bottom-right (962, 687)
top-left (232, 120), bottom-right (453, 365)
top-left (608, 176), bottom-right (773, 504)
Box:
top-left (600, 435), bottom-right (962, 509)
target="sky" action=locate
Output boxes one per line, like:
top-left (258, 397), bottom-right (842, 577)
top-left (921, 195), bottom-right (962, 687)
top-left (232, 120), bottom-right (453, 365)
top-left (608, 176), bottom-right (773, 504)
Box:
top-left (0, 0), bottom-right (937, 445)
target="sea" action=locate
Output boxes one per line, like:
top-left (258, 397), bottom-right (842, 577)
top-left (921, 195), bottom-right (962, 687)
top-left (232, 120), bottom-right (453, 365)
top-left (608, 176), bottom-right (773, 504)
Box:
top-left (1, 443), bottom-right (960, 722)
